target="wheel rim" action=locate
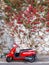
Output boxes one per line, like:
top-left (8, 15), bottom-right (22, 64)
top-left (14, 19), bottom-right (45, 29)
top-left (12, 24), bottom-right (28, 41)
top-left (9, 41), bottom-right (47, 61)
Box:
top-left (29, 56), bottom-right (35, 62)
top-left (6, 57), bottom-right (12, 62)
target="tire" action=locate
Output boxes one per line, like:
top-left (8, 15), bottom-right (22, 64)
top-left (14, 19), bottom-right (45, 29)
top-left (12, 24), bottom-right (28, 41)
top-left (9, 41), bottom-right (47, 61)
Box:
top-left (29, 56), bottom-right (35, 62)
top-left (6, 57), bottom-right (12, 62)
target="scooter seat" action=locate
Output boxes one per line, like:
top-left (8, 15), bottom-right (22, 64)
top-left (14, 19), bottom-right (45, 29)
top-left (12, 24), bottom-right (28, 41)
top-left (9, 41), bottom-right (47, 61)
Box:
top-left (20, 49), bottom-right (32, 52)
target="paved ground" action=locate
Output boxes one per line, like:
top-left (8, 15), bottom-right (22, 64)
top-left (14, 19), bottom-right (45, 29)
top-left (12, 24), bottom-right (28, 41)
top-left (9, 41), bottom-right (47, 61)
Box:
top-left (37, 54), bottom-right (49, 62)
top-left (0, 62), bottom-right (49, 65)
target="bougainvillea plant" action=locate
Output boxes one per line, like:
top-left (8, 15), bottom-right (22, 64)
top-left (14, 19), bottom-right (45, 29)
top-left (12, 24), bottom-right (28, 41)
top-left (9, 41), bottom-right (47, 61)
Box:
top-left (3, 0), bottom-right (49, 35)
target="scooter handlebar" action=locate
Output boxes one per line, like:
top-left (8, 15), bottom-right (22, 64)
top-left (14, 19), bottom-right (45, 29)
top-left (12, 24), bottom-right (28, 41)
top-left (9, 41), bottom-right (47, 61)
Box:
top-left (13, 43), bottom-right (20, 48)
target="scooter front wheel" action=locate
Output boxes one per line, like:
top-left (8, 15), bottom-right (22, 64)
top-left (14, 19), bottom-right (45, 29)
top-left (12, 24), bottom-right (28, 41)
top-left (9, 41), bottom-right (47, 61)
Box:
top-left (6, 57), bottom-right (12, 62)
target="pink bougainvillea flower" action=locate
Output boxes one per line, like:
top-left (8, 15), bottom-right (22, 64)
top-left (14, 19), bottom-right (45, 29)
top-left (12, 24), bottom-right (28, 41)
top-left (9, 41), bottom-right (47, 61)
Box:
top-left (31, 21), bottom-right (40, 25)
top-left (28, 4), bottom-right (33, 12)
top-left (45, 29), bottom-right (49, 32)
top-left (32, 7), bottom-right (38, 14)
top-left (46, 22), bottom-right (49, 26)
top-left (27, 20), bottom-right (31, 24)
top-left (33, 21), bottom-right (40, 25)
top-left (17, 15), bottom-right (22, 21)
top-left (17, 21), bottom-right (23, 24)
top-left (32, 26), bottom-right (38, 30)
top-left (5, 6), bottom-right (12, 11)
top-left (11, 33), bottom-right (14, 37)
top-left (8, 22), bottom-right (14, 27)
top-left (28, 4), bottom-right (37, 14)
top-left (46, 12), bottom-right (49, 21)
top-left (14, 25), bottom-right (18, 30)
top-left (40, 18), bottom-right (46, 22)
top-left (24, 10), bottom-right (30, 17)
top-left (19, 29), bottom-right (24, 33)
top-left (31, 29), bottom-right (36, 32)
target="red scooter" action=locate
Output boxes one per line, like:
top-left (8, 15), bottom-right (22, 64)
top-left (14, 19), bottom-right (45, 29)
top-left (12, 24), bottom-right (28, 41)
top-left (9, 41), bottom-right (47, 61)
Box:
top-left (6, 43), bottom-right (36, 62)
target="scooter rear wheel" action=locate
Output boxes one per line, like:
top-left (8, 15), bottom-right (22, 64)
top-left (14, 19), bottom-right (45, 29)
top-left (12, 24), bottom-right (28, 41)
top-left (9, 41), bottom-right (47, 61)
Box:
top-left (6, 57), bottom-right (12, 62)
top-left (29, 56), bottom-right (36, 62)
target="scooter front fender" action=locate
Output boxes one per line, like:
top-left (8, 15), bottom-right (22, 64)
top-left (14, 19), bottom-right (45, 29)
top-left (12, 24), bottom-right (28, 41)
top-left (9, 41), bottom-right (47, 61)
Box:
top-left (6, 53), bottom-right (13, 58)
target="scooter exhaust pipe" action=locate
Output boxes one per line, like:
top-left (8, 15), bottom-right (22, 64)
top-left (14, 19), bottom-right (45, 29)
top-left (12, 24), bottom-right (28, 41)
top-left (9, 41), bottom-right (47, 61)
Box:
top-left (25, 57), bottom-right (32, 61)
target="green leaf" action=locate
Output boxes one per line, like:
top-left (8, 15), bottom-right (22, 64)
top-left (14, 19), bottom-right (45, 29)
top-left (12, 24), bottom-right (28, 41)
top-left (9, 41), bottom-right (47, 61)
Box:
top-left (4, 0), bottom-right (12, 6)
